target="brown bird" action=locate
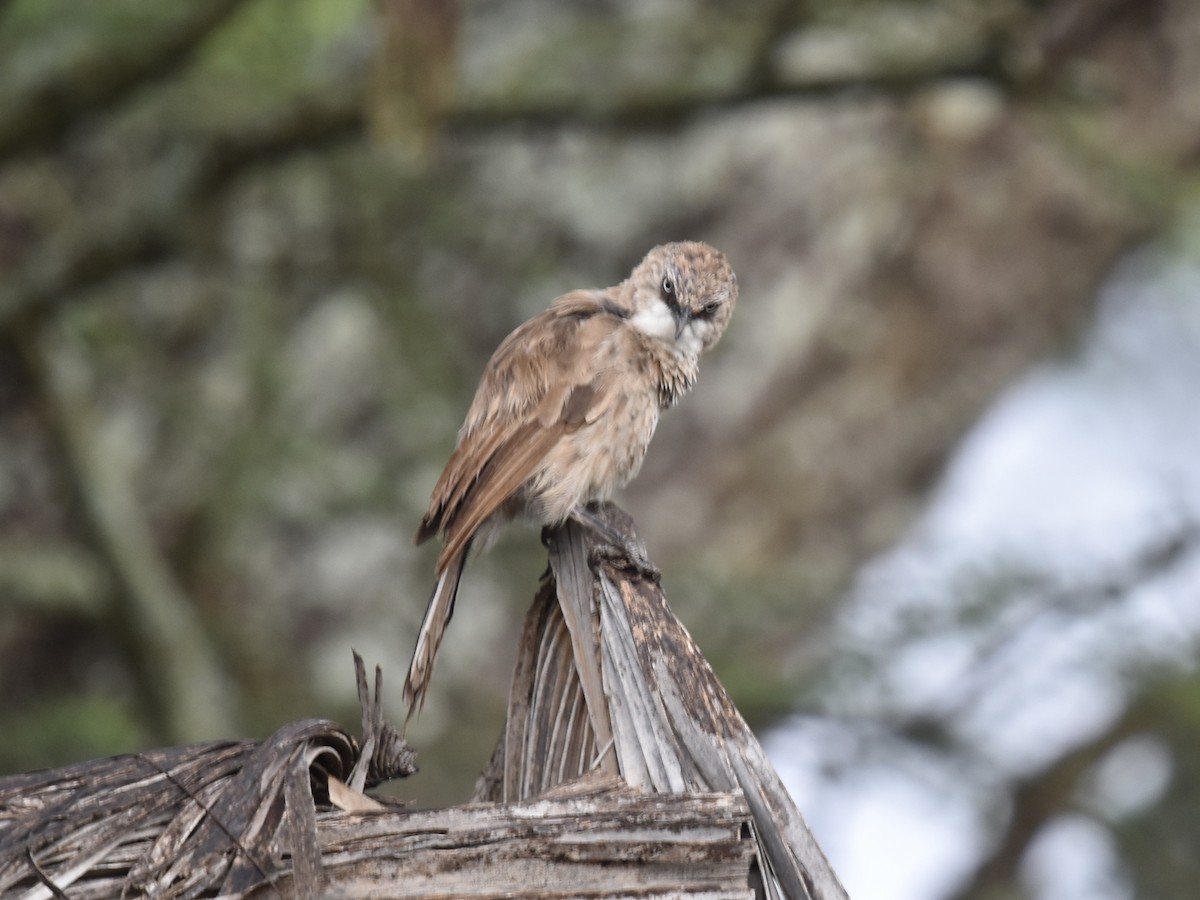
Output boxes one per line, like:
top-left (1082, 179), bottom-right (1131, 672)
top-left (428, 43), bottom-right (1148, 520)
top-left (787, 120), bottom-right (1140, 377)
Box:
top-left (403, 241), bottom-right (737, 716)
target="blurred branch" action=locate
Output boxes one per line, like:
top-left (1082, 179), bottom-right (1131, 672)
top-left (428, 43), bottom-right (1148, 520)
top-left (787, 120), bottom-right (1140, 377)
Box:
top-left (23, 327), bottom-right (238, 743)
top-left (0, 0), bottom-right (1170, 335)
top-left (439, 0), bottom-right (1179, 136)
top-left (876, 523), bottom-right (1200, 898)
top-left (442, 0), bottom-right (1004, 135)
top-left (0, 0), bottom-right (254, 161)
top-left (0, 541), bottom-right (108, 617)
top-left (442, 66), bottom-right (998, 136)
top-left (191, 81), bottom-right (366, 190)
top-left (1035, 0), bottom-right (1160, 65)
top-left (903, 522), bottom-right (1200, 742)
top-left (951, 692), bottom-right (1162, 900)
top-left (0, 0), bottom-right (1182, 343)
top-left (0, 80), bottom-right (365, 334)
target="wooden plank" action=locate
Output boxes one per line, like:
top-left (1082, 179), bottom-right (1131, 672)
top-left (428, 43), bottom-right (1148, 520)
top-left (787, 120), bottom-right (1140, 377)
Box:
top-left (266, 791), bottom-right (756, 899)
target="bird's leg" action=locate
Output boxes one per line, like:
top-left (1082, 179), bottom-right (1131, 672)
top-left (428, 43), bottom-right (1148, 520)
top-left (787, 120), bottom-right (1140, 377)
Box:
top-left (568, 505), bottom-right (661, 584)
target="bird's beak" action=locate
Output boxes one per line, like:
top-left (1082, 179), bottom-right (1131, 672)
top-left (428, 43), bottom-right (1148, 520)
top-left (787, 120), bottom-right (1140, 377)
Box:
top-left (673, 307), bottom-right (692, 341)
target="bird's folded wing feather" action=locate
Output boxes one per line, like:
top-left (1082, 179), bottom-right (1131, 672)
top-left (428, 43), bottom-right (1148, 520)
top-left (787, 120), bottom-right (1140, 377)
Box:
top-left (417, 290), bottom-right (620, 566)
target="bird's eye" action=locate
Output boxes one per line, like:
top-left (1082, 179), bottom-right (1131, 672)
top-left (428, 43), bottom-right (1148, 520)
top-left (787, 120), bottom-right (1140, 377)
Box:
top-left (698, 300), bottom-right (721, 318)
top-left (660, 276), bottom-right (675, 298)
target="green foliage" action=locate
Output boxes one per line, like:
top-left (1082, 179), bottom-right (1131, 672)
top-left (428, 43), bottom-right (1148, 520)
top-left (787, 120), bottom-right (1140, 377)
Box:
top-left (0, 694), bottom-right (149, 773)
top-left (0, 0), bottom-right (182, 81)
top-left (186, 0), bottom-right (370, 107)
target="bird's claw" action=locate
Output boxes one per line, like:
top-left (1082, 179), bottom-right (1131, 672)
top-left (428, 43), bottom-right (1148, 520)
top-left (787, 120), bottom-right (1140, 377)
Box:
top-left (587, 541), bottom-right (662, 585)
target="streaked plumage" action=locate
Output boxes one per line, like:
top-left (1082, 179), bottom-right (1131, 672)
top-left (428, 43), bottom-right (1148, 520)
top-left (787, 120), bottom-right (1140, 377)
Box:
top-left (404, 241), bottom-right (737, 716)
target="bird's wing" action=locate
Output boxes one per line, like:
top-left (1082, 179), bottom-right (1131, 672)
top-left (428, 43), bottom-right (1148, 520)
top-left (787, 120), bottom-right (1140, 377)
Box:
top-left (416, 290), bottom-right (621, 568)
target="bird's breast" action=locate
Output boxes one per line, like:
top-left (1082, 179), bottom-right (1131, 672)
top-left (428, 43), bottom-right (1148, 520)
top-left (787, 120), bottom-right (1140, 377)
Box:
top-left (521, 380), bottom-right (660, 525)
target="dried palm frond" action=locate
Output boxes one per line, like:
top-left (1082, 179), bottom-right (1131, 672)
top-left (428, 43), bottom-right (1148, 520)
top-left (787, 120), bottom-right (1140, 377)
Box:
top-left (1, 504), bottom-right (846, 898)
top-left (483, 503), bottom-right (848, 900)
top-left (0, 654), bottom-right (415, 899)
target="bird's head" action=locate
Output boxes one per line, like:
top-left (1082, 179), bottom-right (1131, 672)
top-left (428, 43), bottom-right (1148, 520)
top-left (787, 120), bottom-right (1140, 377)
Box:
top-left (626, 242), bottom-right (737, 359)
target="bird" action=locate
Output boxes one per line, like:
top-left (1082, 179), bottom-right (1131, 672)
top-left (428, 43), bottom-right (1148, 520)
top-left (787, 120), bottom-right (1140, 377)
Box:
top-left (403, 241), bottom-right (738, 717)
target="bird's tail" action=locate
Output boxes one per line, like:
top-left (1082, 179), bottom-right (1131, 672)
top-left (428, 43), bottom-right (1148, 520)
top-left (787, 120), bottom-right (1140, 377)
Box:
top-left (403, 545), bottom-right (469, 721)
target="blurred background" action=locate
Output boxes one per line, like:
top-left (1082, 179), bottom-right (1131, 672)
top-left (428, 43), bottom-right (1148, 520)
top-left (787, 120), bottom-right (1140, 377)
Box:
top-left (2, 1), bottom-right (1199, 897)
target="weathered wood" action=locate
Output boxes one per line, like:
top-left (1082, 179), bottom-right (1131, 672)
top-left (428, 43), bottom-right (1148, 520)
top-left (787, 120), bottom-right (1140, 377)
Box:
top-left (0, 722), bottom-right (356, 898)
top-left (0, 658), bottom-right (416, 899)
top-left (0, 744), bottom-right (758, 899)
top-left (0, 506), bottom-right (844, 898)
top-left (484, 504), bottom-right (848, 900)
top-left (258, 787), bottom-right (756, 899)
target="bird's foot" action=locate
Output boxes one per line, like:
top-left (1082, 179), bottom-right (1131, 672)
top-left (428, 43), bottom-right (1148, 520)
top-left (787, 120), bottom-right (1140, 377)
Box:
top-left (569, 505), bottom-right (661, 584)
top-left (587, 541), bottom-right (662, 585)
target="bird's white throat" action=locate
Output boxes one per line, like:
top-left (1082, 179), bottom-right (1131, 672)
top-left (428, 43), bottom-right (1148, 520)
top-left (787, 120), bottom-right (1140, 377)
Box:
top-left (630, 299), bottom-right (703, 357)
top-left (629, 298), bottom-right (675, 340)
